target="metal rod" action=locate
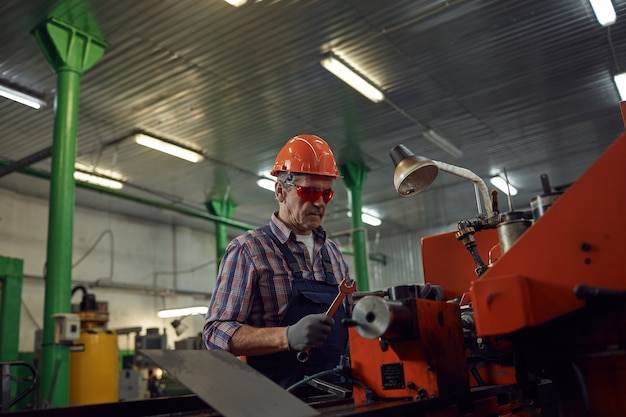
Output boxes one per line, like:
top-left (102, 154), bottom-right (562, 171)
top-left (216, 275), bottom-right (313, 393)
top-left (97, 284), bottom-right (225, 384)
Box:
top-left (473, 184), bottom-right (483, 216)
top-left (0, 146), bottom-right (52, 178)
top-left (503, 167), bottom-right (514, 211)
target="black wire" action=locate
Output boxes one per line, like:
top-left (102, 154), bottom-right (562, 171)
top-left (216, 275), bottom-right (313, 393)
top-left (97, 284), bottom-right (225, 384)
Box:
top-left (469, 366), bottom-right (485, 387)
top-left (571, 362), bottom-right (591, 417)
top-left (349, 377), bottom-right (377, 402)
top-left (9, 362), bottom-right (38, 408)
top-left (285, 368), bottom-right (339, 392)
top-left (285, 367), bottom-right (377, 402)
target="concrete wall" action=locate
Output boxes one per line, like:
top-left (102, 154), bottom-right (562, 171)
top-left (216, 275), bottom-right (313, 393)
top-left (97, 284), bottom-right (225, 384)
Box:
top-left (0, 188), bottom-right (218, 352)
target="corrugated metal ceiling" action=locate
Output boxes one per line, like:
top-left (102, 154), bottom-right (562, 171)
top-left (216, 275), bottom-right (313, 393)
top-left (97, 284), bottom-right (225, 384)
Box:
top-left (0, 0), bottom-right (624, 241)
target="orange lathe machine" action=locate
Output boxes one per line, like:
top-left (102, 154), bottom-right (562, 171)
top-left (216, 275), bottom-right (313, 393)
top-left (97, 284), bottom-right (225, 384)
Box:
top-left (345, 104), bottom-right (626, 417)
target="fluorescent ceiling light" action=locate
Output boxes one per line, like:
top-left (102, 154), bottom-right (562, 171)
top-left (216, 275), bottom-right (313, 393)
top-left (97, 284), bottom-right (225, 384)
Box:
top-left (0, 84), bottom-right (46, 109)
top-left (361, 212), bottom-right (382, 227)
top-left (74, 163), bottom-right (124, 189)
top-left (589, 0), bottom-right (616, 26)
top-left (157, 306), bottom-right (208, 319)
top-left (224, 0), bottom-right (247, 6)
top-left (422, 128), bottom-right (463, 158)
top-left (490, 175), bottom-right (518, 196)
top-left (321, 56), bottom-right (385, 103)
top-left (257, 177), bottom-right (276, 191)
top-left (134, 133), bottom-right (204, 163)
top-left (347, 211), bottom-right (382, 227)
top-left (74, 171), bottom-right (123, 189)
top-left (614, 72), bottom-right (626, 100)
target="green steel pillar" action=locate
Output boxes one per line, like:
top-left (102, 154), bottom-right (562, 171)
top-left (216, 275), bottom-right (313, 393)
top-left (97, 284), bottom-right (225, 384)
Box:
top-left (0, 256), bottom-right (24, 409)
top-left (339, 161), bottom-right (370, 291)
top-left (32, 18), bottom-right (106, 407)
top-left (206, 198), bottom-right (236, 262)
top-left (0, 257), bottom-right (23, 362)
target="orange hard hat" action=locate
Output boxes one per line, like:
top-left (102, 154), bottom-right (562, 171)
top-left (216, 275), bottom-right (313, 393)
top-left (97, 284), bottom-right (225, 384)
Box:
top-left (270, 134), bottom-right (339, 178)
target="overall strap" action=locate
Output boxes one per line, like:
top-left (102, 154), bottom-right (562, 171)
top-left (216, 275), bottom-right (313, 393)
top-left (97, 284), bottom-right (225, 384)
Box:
top-left (260, 225), bottom-right (303, 280)
top-left (319, 246), bottom-right (335, 284)
top-left (261, 224), bottom-right (335, 283)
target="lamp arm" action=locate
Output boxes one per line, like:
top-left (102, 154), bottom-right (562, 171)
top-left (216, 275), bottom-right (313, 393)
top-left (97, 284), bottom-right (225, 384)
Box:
top-left (433, 160), bottom-right (493, 217)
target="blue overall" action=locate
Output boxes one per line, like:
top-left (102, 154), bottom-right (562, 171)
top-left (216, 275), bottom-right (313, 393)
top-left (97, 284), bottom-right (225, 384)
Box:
top-left (245, 225), bottom-right (349, 388)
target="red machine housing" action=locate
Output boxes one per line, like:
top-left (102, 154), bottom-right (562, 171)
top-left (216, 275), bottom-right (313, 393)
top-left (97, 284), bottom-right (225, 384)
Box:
top-left (349, 105), bottom-right (626, 416)
top-left (349, 298), bottom-right (468, 404)
top-left (469, 128), bottom-right (626, 336)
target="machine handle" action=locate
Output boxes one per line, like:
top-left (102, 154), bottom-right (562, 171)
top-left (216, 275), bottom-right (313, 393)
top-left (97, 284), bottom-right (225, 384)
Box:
top-left (575, 284), bottom-right (626, 301)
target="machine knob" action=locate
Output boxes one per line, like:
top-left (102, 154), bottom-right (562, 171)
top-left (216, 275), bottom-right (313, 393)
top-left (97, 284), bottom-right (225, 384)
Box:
top-left (351, 296), bottom-right (413, 339)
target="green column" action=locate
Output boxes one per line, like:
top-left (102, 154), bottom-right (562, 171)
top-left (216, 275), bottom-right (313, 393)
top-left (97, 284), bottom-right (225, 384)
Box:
top-left (206, 198), bottom-right (236, 263)
top-left (0, 256), bottom-right (24, 409)
top-left (33, 18), bottom-right (106, 407)
top-left (339, 161), bottom-right (370, 291)
top-left (0, 257), bottom-right (23, 362)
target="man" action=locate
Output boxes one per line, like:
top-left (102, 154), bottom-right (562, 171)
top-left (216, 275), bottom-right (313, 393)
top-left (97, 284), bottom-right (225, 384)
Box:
top-left (203, 134), bottom-right (353, 388)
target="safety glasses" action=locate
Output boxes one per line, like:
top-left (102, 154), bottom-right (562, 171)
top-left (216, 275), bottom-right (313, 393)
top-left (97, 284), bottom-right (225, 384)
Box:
top-left (295, 185), bottom-right (334, 203)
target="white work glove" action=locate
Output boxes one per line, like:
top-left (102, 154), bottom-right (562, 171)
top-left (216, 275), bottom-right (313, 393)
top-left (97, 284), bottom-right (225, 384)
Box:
top-left (286, 313), bottom-right (334, 351)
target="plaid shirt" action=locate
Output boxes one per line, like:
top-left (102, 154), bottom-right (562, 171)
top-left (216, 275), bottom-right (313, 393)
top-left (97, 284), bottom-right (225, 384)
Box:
top-left (203, 213), bottom-right (350, 350)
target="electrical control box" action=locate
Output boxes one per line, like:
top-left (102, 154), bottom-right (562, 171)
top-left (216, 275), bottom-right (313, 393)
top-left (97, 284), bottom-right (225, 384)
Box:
top-left (52, 313), bottom-right (81, 344)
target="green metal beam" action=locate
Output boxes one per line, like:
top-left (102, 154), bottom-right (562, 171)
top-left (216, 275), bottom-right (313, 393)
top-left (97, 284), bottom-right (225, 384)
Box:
top-left (0, 256), bottom-right (24, 411)
top-left (0, 159), bottom-right (257, 232)
top-left (206, 198), bottom-right (237, 263)
top-left (0, 257), bottom-right (23, 361)
top-left (32, 17), bottom-right (106, 408)
top-left (339, 161), bottom-right (370, 291)
top-left (205, 165), bottom-right (238, 263)
top-left (341, 250), bottom-right (386, 265)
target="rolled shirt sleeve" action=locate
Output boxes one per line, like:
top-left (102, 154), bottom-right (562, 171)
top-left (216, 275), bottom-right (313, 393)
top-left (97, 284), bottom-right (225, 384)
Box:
top-left (203, 239), bottom-right (257, 350)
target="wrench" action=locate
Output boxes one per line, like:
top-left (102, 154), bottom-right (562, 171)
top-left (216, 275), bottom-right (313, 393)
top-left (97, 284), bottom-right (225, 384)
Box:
top-left (296, 278), bottom-right (356, 363)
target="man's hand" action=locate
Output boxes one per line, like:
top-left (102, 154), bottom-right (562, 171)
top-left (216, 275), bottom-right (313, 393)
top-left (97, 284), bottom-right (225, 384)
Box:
top-left (286, 313), bottom-right (334, 351)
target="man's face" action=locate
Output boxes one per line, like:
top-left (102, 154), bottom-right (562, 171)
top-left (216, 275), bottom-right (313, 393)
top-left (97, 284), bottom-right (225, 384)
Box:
top-left (276, 174), bottom-right (334, 235)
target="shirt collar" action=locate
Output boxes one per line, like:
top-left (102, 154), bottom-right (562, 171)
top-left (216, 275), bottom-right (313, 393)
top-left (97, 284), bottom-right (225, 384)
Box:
top-left (270, 212), bottom-right (326, 244)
